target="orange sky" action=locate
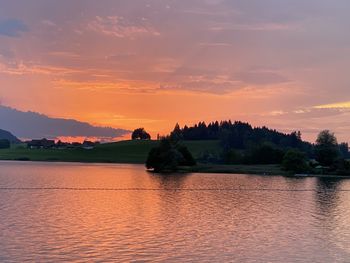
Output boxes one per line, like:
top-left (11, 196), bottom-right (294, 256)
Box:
top-left (1, 0), bottom-right (350, 142)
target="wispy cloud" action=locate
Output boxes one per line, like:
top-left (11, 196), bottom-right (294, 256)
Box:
top-left (41, 20), bottom-right (56, 27)
top-left (199, 42), bottom-right (232, 47)
top-left (87, 16), bottom-right (160, 38)
top-left (160, 78), bottom-right (241, 95)
top-left (209, 22), bottom-right (298, 32)
top-left (0, 61), bottom-right (82, 76)
top-left (234, 70), bottom-right (290, 85)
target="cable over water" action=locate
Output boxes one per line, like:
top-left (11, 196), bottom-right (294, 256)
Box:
top-left (0, 187), bottom-right (349, 192)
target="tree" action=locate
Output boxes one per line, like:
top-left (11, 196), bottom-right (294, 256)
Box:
top-left (315, 130), bottom-right (339, 166)
top-left (177, 145), bottom-right (196, 166)
top-left (223, 149), bottom-right (243, 164)
top-left (246, 143), bottom-right (285, 164)
top-left (339, 143), bottom-right (349, 159)
top-left (131, 128), bottom-right (151, 140)
top-left (0, 139), bottom-right (10, 149)
top-left (170, 123), bottom-right (183, 141)
top-left (146, 138), bottom-right (196, 172)
top-left (282, 149), bottom-right (309, 173)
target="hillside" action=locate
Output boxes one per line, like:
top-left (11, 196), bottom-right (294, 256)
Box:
top-left (0, 140), bottom-right (220, 163)
top-left (0, 105), bottom-right (129, 139)
top-left (0, 129), bottom-right (21, 143)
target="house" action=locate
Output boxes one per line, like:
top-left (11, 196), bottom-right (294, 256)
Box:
top-left (27, 138), bottom-right (55, 149)
top-left (56, 140), bottom-right (69, 149)
top-left (82, 140), bottom-right (96, 150)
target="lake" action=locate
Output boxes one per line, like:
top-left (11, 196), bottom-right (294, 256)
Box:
top-left (1, 161), bottom-right (350, 262)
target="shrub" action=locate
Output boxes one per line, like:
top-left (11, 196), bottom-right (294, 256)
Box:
top-left (282, 149), bottom-right (309, 173)
top-left (146, 138), bottom-right (196, 172)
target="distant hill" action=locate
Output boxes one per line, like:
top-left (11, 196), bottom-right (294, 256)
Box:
top-left (0, 129), bottom-right (21, 143)
top-left (0, 105), bottom-right (130, 140)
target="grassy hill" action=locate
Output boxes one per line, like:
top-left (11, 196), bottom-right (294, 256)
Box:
top-left (0, 140), bottom-right (221, 164)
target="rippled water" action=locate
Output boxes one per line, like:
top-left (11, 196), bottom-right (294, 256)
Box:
top-left (1, 161), bottom-right (350, 262)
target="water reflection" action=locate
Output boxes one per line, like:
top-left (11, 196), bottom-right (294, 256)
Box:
top-left (149, 172), bottom-right (190, 189)
top-left (315, 178), bottom-right (343, 215)
top-left (1, 161), bottom-right (350, 262)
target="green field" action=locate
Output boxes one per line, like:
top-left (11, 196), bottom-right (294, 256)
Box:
top-left (0, 140), bottom-right (221, 164)
top-left (0, 140), bottom-right (291, 175)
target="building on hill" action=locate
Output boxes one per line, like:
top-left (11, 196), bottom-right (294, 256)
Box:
top-left (27, 139), bottom-right (55, 149)
top-left (82, 140), bottom-right (96, 150)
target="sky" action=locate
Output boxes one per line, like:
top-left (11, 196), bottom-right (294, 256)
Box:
top-left (1, 0), bottom-right (350, 142)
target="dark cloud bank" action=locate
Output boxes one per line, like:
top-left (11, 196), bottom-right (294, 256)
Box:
top-left (0, 106), bottom-right (130, 140)
top-left (0, 18), bottom-right (28, 37)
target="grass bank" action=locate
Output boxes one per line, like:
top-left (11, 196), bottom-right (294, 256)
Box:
top-left (5, 140), bottom-right (347, 177)
top-left (179, 164), bottom-right (287, 175)
top-left (0, 140), bottom-right (220, 164)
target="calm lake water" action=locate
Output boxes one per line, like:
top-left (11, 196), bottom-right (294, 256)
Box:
top-left (1, 161), bottom-right (350, 262)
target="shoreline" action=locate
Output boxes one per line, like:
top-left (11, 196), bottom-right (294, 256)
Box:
top-left (2, 159), bottom-right (350, 179)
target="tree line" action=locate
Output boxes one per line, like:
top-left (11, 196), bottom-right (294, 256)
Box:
top-left (170, 120), bottom-right (314, 152)
top-left (141, 121), bottom-right (350, 174)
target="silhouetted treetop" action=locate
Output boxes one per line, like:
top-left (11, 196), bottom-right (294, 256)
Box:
top-left (170, 120), bottom-right (312, 153)
top-left (132, 128), bottom-right (151, 140)
top-left (146, 138), bottom-right (196, 172)
top-left (315, 130), bottom-right (339, 166)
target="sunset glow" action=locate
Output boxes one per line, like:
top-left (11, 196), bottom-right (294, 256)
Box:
top-left (1, 0), bottom-right (350, 142)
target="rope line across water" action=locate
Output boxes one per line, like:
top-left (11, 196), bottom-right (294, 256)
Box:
top-left (0, 187), bottom-right (349, 192)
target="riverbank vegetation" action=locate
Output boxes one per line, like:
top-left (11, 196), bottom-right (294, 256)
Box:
top-left (155, 121), bottom-right (350, 176)
top-left (0, 140), bottom-right (218, 164)
top-left (1, 120), bottom-right (350, 176)
top-left (146, 138), bottom-right (196, 172)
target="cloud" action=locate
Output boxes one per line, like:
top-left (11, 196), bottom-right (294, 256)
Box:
top-left (0, 60), bottom-right (83, 76)
top-left (314, 101), bottom-right (350, 109)
top-left (234, 70), bottom-right (290, 85)
top-left (160, 79), bottom-right (240, 94)
top-left (41, 20), bottom-right (56, 27)
top-left (87, 16), bottom-right (160, 38)
top-left (0, 18), bottom-right (28, 37)
top-left (0, 106), bottom-right (130, 140)
top-left (158, 67), bottom-right (290, 94)
top-left (258, 107), bottom-right (350, 142)
top-left (198, 42), bottom-right (232, 47)
top-left (209, 22), bottom-right (297, 32)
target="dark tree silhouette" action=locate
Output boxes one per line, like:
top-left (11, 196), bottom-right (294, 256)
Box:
top-left (170, 123), bottom-right (183, 141)
top-left (146, 138), bottom-right (196, 172)
top-left (315, 130), bottom-right (339, 166)
top-left (339, 143), bottom-right (349, 158)
top-left (246, 143), bottom-right (285, 164)
top-left (282, 149), bottom-right (309, 173)
top-left (131, 128), bottom-right (151, 140)
top-left (169, 120), bottom-right (312, 156)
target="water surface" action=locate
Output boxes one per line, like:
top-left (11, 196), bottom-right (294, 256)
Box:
top-left (1, 161), bottom-right (350, 262)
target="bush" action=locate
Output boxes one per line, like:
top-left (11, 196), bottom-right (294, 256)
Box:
top-left (177, 146), bottom-right (196, 166)
top-left (333, 158), bottom-right (350, 175)
top-left (223, 149), bottom-right (243, 164)
top-left (246, 144), bottom-right (284, 164)
top-left (146, 138), bottom-right (196, 172)
top-left (282, 149), bottom-right (309, 173)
